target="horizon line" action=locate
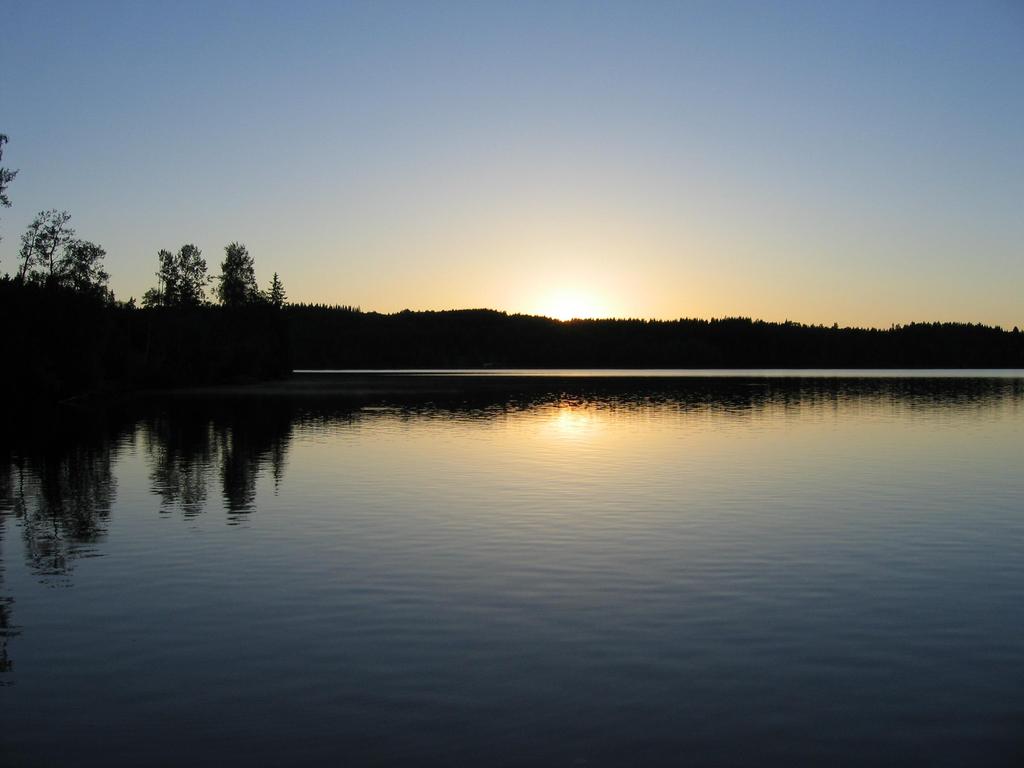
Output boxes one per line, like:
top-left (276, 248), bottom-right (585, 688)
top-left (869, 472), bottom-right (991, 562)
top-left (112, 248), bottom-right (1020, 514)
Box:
top-left (282, 304), bottom-right (1023, 333)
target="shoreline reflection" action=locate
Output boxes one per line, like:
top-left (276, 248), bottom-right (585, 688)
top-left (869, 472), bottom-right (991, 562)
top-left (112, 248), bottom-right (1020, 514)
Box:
top-left (0, 375), bottom-right (1020, 687)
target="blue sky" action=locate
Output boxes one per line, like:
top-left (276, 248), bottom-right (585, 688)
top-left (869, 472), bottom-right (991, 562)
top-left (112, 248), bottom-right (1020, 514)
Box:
top-left (2, 0), bottom-right (1022, 325)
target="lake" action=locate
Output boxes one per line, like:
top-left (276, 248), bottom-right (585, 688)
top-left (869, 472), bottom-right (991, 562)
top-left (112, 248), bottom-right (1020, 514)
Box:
top-left (2, 372), bottom-right (1023, 766)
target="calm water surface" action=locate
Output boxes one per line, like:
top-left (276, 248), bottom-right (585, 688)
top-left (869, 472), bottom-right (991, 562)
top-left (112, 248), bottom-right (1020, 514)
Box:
top-left (2, 374), bottom-right (1022, 766)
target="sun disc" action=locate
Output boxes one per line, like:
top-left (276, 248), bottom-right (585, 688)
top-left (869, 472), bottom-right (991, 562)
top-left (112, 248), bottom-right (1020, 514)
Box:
top-left (540, 290), bottom-right (604, 321)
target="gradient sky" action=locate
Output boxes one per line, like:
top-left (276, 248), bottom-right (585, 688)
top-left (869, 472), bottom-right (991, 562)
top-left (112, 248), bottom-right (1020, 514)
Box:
top-left (2, 0), bottom-right (1022, 326)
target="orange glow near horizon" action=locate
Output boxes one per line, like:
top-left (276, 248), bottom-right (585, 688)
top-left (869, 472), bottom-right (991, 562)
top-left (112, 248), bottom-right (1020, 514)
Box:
top-left (531, 288), bottom-right (612, 321)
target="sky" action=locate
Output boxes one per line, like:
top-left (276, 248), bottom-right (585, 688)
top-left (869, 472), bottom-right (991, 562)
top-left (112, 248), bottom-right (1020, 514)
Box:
top-left (1, 0), bottom-right (1022, 327)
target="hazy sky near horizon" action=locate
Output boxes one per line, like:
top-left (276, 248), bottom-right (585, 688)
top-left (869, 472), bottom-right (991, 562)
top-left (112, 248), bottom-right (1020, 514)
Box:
top-left (2, 0), bottom-right (1022, 326)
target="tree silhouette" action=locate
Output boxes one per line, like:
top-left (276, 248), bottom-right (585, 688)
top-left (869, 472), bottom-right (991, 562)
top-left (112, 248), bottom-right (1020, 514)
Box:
top-left (266, 272), bottom-right (286, 308)
top-left (176, 244), bottom-right (208, 306)
top-left (0, 134), bottom-right (17, 242)
top-left (17, 210), bottom-right (74, 282)
top-left (149, 248), bottom-right (179, 306)
top-left (18, 217), bottom-right (49, 280)
top-left (12, 212), bottom-right (110, 296)
top-left (143, 244), bottom-right (209, 307)
top-left (58, 239), bottom-right (111, 297)
top-left (216, 241), bottom-right (259, 306)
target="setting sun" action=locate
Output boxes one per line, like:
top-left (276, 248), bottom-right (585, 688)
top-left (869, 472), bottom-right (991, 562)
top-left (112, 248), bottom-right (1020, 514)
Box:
top-left (534, 289), bottom-right (609, 321)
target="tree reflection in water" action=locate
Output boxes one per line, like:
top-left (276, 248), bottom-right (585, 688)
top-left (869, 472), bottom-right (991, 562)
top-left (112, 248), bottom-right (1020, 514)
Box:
top-left (0, 398), bottom-right (297, 679)
top-left (142, 401), bottom-right (292, 521)
top-left (1, 427), bottom-right (117, 585)
top-left (0, 417), bottom-right (120, 681)
top-left (0, 464), bottom-right (18, 680)
top-left (144, 415), bottom-right (215, 517)
top-left (0, 467), bottom-right (15, 680)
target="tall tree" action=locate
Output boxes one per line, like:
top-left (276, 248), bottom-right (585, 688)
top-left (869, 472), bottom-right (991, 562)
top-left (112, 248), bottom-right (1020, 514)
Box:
top-left (175, 244), bottom-right (208, 306)
top-left (153, 248), bottom-right (178, 306)
top-left (266, 272), bottom-right (286, 308)
top-left (58, 239), bottom-right (110, 297)
top-left (0, 134), bottom-right (17, 241)
top-left (17, 210), bottom-right (74, 282)
top-left (144, 244), bottom-right (209, 307)
top-left (216, 242), bottom-right (258, 306)
top-left (16, 217), bottom-right (44, 280)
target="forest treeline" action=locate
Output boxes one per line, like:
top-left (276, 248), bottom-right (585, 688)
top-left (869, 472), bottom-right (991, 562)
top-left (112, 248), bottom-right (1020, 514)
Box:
top-left (8, 286), bottom-right (1022, 402)
top-left (0, 206), bottom-right (291, 400)
top-left (1, 278), bottom-right (290, 401)
top-left (285, 306), bottom-right (1024, 369)
top-left (1, 134), bottom-right (289, 400)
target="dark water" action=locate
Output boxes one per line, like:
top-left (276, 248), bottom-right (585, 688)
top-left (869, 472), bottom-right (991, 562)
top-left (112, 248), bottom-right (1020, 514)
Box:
top-left (2, 374), bottom-right (1023, 766)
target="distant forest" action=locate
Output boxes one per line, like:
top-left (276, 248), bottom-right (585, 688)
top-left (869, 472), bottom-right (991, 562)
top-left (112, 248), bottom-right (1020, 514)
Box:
top-left (2, 132), bottom-right (1023, 402)
top-left (287, 306), bottom-right (1024, 370)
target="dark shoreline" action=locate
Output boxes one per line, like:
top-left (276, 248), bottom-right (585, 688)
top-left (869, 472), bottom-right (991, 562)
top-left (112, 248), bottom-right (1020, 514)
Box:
top-left (6, 281), bottom-right (1023, 403)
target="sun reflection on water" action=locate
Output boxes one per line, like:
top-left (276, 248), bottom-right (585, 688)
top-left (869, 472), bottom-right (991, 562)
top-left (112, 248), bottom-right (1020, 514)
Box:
top-left (542, 403), bottom-right (605, 441)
